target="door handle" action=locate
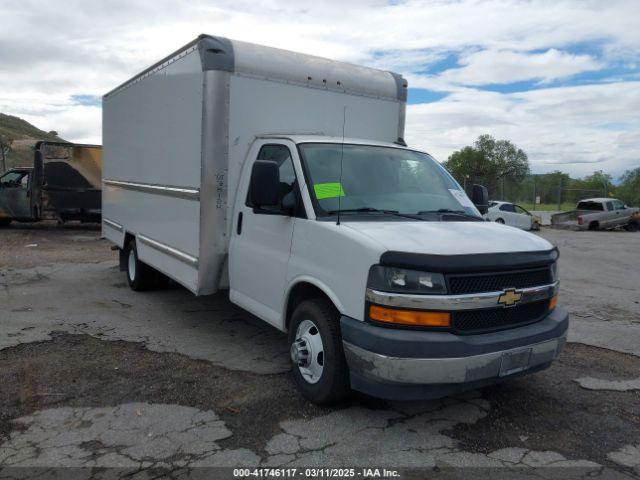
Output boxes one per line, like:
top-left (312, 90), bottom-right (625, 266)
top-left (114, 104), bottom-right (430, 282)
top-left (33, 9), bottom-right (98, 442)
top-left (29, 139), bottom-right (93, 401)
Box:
top-left (237, 212), bottom-right (243, 235)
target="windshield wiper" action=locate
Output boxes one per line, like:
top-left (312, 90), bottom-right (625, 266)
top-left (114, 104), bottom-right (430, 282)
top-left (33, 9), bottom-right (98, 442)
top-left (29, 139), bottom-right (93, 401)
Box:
top-left (417, 209), bottom-right (484, 221)
top-left (327, 208), bottom-right (426, 221)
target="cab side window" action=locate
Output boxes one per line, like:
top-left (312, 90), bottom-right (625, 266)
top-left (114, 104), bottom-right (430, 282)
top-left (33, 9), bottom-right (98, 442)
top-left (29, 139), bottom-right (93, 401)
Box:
top-left (246, 144), bottom-right (303, 217)
top-left (612, 200), bottom-right (625, 210)
top-left (0, 171), bottom-right (26, 187)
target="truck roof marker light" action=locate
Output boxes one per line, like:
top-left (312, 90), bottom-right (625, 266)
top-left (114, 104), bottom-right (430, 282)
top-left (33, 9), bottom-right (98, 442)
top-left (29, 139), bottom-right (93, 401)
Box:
top-left (549, 295), bottom-right (558, 311)
top-left (369, 305), bottom-right (451, 327)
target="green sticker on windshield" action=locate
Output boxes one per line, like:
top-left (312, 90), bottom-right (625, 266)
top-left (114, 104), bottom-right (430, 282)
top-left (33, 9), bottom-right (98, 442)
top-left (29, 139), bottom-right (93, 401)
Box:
top-left (314, 182), bottom-right (345, 200)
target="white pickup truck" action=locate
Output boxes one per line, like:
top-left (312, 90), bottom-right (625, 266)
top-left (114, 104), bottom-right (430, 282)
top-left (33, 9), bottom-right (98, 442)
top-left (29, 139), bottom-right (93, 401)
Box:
top-left (551, 198), bottom-right (640, 231)
top-left (102, 35), bottom-right (567, 404)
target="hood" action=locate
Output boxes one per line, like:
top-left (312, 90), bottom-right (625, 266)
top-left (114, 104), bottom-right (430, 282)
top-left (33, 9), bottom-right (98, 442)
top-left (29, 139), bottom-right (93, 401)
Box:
top-left (343, 220), bottom-right (552, 255)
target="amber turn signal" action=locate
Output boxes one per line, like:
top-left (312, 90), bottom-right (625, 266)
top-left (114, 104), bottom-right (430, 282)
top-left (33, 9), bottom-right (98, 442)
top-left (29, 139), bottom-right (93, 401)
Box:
top-left (549, 295), bottom-right (558, 311)
top-left (369, 305), bottom-right (451, 327)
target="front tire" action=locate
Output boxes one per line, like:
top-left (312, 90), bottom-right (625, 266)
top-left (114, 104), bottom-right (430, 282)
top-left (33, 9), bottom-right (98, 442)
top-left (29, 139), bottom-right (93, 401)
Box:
top-left (288, 298), bottom-right (350, 404)
top-left (495, 218), bottom-right (505, 224)
top-left (625, 221), bottom-right (639, 232)
top-left (125, 239), bottom-right (164, 291)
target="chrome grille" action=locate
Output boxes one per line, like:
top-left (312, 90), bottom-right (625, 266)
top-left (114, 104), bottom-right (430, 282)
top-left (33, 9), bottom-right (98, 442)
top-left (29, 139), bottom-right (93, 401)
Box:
top-left (452, 300), bottom-right (550, 334)
top-left (447, 268), bottom-right (552, 295)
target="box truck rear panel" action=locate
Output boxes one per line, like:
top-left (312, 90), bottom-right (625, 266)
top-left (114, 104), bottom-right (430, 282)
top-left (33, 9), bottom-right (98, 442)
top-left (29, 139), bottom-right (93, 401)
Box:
top-left (103, 48), bottom-right (204, 292)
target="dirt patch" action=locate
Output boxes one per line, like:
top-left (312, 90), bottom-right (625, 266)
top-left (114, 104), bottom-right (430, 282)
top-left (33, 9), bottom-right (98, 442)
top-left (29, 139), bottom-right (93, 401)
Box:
top-left (1, 334), bottom-right (639, 465)
top-left (0, 222), bottom-right (114, 269)
top-left (447, 343), bottom-right (640, 465)
top-left (0, 334), bottom-right (335, 455)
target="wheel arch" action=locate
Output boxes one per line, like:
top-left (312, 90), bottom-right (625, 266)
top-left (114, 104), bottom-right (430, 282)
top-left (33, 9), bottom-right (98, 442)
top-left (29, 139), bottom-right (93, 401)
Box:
top-left (283, 277), bottom-right (344, 332)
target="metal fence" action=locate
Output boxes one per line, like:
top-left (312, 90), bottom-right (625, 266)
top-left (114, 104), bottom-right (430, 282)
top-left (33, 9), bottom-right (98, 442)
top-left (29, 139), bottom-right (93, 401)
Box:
top-left (464, 174), bottom-right (607, 211)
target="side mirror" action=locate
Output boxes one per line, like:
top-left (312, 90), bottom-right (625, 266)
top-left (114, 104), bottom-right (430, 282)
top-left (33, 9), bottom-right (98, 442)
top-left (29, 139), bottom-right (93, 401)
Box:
top-left (250, 160), bottom-right (280, 208)
top-left (471, 184), bottom-right (489, 214)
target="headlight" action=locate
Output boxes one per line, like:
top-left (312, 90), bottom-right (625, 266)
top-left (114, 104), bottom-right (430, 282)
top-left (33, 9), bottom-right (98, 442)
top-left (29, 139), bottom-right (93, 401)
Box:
top-left (367, 266), bottom-right (447, 295)
top-left (550, 262), bottom-right (559, 282)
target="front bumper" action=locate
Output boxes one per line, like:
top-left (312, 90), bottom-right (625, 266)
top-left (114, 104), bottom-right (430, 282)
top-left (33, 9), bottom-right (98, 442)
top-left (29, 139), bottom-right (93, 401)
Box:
top-left (341, 307), bottom-right (568, 400)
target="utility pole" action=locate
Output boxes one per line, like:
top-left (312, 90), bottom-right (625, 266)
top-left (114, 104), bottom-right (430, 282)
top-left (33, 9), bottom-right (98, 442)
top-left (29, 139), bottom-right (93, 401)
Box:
top-left (557, 176), bottom-right (562, 211)
top-left (532, 175), bottom-right (536, 207)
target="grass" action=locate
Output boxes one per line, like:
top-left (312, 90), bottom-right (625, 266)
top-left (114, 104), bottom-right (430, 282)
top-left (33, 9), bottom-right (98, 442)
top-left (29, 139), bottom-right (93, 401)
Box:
top-left (0, 113), bottom-right (65, 171)
top-left (518, 203), bottom-right (575, 212)
top-left (0, 113), bottom-right (62, 142)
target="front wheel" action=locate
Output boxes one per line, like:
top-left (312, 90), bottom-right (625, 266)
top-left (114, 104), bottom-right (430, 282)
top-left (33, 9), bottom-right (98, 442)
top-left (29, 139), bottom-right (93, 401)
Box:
top-left (495, 218), bottom-right (505, 224)
top-left (625, 221), bottom-right (639, 232)
top-left (0, 218), bottom-right (11, 227)
top-left (288, 298), bottom-right (350, 404)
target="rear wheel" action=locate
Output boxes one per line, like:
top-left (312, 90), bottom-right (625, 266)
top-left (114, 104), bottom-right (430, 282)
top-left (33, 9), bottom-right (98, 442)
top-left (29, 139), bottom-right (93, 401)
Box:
top-left (288, 298), bottom-right (350, 404)
top-left (125, 239), bottom-right (166, 291)
top-left (0, 218), bottom-right (11, 227)
top-left (532, 221), bottom-right (540, 231)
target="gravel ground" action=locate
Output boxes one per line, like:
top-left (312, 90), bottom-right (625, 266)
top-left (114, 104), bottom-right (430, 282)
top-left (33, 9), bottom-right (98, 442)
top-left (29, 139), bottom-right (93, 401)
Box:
top-left (0, 223), bottom-right (639, 478)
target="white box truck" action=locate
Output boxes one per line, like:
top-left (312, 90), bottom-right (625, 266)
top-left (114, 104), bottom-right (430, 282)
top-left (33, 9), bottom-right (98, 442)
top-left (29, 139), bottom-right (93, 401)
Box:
top-left (102, 35), bottom-right (568, 404)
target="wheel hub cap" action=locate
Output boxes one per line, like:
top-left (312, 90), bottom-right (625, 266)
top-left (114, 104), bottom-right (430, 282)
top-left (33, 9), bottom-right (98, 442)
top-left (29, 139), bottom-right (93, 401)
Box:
top-left (128, 249), bottom-right (136, 281)
top-left (290, 339), bottom-right (310, 367)
top-left (291, 319), bottom-right (324, 384)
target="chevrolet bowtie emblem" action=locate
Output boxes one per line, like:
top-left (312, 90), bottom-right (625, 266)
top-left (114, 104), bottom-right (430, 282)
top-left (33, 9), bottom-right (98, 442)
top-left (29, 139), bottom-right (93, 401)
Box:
top-left (498, 288), bottom-right (522, 307)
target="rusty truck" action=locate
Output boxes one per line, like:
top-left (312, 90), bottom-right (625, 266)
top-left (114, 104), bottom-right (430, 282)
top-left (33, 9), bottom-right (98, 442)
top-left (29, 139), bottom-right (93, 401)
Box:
top-left (0, 141), bottom-right (102, 226)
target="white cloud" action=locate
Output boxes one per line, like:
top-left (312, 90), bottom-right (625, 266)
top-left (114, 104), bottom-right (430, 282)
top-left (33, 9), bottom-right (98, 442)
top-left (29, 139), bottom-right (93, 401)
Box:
top-left (406, 81), bottom-right (640, 177)
top-left (435, 49), bottom-right (602, 86)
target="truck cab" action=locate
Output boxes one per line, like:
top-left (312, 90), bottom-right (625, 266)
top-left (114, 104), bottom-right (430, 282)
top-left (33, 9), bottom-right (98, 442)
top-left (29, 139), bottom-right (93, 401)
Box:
top-left (228, 135), bottom-right (566, 403)
top-left (551, 198), bottom-right (640, 231)
top-left (0, 168), bottom-right (34, 225)
top-left (0, 142), bottom-right (102, 227)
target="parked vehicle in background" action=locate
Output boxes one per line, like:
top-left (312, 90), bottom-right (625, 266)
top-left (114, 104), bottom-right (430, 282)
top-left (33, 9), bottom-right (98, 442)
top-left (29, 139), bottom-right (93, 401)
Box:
top-left (102, 35), bottom-right (567, 404)
top-left (485, 201), bottom-right (541, 230)
top-left (0, 141), bottom-right (102, 227)
top-left (551, 198), bottom-right (640, 231)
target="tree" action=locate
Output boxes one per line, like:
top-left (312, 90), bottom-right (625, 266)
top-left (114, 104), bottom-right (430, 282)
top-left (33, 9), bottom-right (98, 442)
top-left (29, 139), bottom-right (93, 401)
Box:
top-left (47, 130), bottom-right (59, 137)
top-left (0, 133), bottom-right (13, 173)
top-left (617, 167), bottom-right (640, 207)
top-left (444, 134), bottom-right (530, 199)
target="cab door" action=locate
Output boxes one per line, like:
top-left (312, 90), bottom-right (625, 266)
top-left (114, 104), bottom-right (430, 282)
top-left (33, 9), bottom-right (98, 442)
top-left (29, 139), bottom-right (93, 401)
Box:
top-left (610, 200), bottom-right (627, 227)
top-left (0, 169), bottom-right (32, 220)
top-left (602, 201), bottom-right (616, 227)
top-left (229, 140), bottom-right (302, 329)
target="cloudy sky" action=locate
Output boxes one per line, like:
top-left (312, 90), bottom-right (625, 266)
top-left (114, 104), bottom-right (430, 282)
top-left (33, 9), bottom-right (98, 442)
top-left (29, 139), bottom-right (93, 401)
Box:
top-left (1, 0), bottom-right (639, 178)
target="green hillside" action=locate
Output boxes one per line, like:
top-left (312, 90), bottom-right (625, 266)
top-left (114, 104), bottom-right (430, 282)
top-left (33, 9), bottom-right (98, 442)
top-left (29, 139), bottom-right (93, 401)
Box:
top-left (0, 113), bottom-right (65, 171)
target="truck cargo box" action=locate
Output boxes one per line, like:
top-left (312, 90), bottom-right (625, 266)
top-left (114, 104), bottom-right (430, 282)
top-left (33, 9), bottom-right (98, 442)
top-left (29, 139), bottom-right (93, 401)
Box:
top-left (102, 34), bottom-right (407, 295)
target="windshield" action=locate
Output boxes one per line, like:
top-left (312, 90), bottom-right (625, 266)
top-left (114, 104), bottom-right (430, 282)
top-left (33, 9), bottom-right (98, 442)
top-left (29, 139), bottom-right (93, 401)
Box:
top-left (298, 143), bottom-right (481, 218)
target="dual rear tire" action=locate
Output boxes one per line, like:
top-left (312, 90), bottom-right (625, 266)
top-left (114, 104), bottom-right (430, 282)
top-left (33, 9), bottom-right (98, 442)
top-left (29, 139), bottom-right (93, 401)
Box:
top-left (125, 239), bottom-right (168, 291)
